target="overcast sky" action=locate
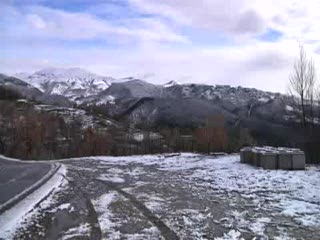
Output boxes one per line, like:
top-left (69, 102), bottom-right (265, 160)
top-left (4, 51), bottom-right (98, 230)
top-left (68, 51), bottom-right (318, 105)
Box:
top-left (1, 0), bottom-right (320, 92)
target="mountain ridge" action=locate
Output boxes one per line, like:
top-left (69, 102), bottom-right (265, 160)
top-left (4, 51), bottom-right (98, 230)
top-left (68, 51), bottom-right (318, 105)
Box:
top-left (5, 68), bottom-right (302, 131)
top-left (16, 67), bottom-right (115, 104)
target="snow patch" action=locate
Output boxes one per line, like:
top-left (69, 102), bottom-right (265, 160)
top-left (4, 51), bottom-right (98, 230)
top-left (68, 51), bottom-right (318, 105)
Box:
top-left (144, 196), bottom-right (166, 211)
top-left (94, 153), bottom-right (320, 229)
top-left (258, 97), bottom-right (269, 103)
top-left (164, 80), bottom-right (180, 88)
top-left (249, 217), bottom-right (271, 236)
top-left (286, 105), bottom-right (294, 111)
top-left (214, 230), bottom-right (244, 240)
top-left (125, 226), bottom-right (160, 239)
top-left (61, 223), bottom-right (91, 240)
top-left (98, 175), bottom-right (125, 183)
top-left (92, 192), bottom-right (118, 234)
top-left (280, 200), bottom-right (320, 226)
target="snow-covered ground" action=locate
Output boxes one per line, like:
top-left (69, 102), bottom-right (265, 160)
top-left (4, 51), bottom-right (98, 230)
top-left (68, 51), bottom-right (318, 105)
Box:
top-left (4, 153), bottom-right (320, 239)
top-left (92, 153), bottom-right (320, 239)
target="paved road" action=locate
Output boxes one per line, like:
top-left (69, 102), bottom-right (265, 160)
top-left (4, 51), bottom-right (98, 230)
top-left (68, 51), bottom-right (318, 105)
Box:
top-left (0, 158), bottom-right (51, 205)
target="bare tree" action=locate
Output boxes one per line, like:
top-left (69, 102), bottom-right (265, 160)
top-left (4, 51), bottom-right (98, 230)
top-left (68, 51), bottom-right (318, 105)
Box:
top-left (306, 58), bottom-right (316, 127)
top-left (194, 115), bottom-right (228, 153)
top-left (289, 45), bottom-right (316, 128)
top-left (317, 87), bottom-right (320, 120)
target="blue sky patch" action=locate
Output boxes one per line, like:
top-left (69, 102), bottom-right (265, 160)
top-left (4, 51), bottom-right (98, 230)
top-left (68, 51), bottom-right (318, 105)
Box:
top-left (258, 29), bottom-right (283, 42)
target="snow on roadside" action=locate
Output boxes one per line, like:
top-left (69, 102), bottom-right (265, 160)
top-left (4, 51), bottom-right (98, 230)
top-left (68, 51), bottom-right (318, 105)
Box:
top-left (91, 191), bottom-right (161, 239)
top-left (92, 192), bottom-right (118, 236)
top-left (279, 199), bottom-right (320, 227)
top-left (96, 166), bottom-right (148, 184)
top-left (60, 223), bottom-right (91, 240)
top-left (48, 202), bottom-right (75, 214)
top-left (249, 217), bottom-right (271, 236)
top-left (124, 226), bottom-right (161, 240)
top-left (0, 165), bottom-right (67, 239)
top-left (214, 230), bottom-right (244, 240)
top-left (94, 153), bottom-right (320, 229)
top-left (180, 155), bottom-right (320, 228)
top-left (98, 174), bottom-right (125, 183)
top-left (144, 195), bottom-right (167, 212)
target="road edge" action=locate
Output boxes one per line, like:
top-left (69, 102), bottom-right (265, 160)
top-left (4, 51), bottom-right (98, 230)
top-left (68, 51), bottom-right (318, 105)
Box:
top-left (0, 163), bottom-right (61, 215)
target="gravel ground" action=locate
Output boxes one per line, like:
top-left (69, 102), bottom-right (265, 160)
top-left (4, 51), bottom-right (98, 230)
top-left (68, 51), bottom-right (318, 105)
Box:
top-left (10, 153), bottom-right (320, 240)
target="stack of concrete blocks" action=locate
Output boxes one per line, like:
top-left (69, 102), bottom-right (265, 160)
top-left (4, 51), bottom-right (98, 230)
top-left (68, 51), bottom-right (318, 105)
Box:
top-left (240, 146), bottom-right (305, 170)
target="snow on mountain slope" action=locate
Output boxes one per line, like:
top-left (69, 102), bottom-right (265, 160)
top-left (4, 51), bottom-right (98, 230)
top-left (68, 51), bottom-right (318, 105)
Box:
top-left (163, 80), bottom-right (181, 88)
top-left (17, 68), bottom-right (115, 104)
top-left (0, 74), bottom-right (34, 88)
top-left (14, 68), bottom-right (302, 128)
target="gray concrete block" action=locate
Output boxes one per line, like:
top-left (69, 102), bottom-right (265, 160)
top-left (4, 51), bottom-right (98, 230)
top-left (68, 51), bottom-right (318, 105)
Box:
top-left (249, 150), bottom-right (258, 165)
top-left (249, 151), bottom-right (255, 165)
top-left (253, 151), bottom-right (262, 167)
top-left (240, 151), bottom-right (244, 163)
top-left (240, 147), bottom-right (251, 163)
top-left (260, 152), bottom-right (278, 170)
top-left (292, 152), bottom-right (305, 170)
top-left (243, 149), bottom-right (254, 164)
top-left (240, 146), bottom-right (305, 171)
top-left (278, 152), bottom-right (292, 170)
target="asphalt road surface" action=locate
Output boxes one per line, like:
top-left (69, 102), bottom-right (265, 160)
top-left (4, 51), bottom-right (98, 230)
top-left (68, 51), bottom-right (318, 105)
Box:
top-left (0, 158), bottom-right (51, 205)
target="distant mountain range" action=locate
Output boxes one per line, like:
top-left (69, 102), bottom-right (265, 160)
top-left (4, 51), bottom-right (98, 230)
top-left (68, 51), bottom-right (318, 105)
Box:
top-left (16, 67), bottom-right (114, 104)
top-left (1, 67), bottom-right (310, 145)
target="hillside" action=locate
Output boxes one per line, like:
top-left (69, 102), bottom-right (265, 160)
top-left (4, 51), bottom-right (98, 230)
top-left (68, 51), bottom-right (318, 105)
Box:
top-left (0, 74), bottom-right (155, 159)
top-left (3, 68), bottom-right (320, 162)
top-left (18, 68), bottom-right (302, 129)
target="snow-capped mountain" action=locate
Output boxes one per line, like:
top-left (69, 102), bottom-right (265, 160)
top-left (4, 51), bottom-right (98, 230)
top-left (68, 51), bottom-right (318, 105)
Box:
top-left (16, 67), bottom-right (115, 104)
top-left (0, 73), bottom-right (74, 106)
top-left (163, 80), bottom-right (181, 88)
top-left (11, 67), bottom-right (305, 130)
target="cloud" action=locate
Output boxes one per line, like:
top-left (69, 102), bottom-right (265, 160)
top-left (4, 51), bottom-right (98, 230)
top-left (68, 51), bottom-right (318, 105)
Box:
top-left (1, 37), bottom-right (300, 93)
top-left (1, 4), bottom-right (188, 44)
top-left (128, 0), bottom-right (267, 35)
top-left (245, 51), bottom-right (291, 71)
top-left (3, 0), bottom-right (320, 94)
top-left (26, 14), bottom-right (47, 29)
top-left (129, 0), bottom-right (320, 47)
top-left (234, 10), bottom-right (265, 34)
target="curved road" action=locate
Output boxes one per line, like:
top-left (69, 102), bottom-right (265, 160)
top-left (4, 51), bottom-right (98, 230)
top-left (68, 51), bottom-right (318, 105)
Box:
top-left (0, 157), bottom-right (51, 206)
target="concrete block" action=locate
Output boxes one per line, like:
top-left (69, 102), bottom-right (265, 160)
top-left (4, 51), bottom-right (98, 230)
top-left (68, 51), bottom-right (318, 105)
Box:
top-left (240, 151), bottom-right (244, 163)
top-left (292, 152), bottom-right (305, 170)
top-left (278, 152), bottom-right (293, 170)
top-left (250, 150), bottom-right (257, 166)
top-left (260, 152), bottom-right (278, 170)
top-left (253, 151), bottom-right (262, 167)
top-left (240, 146), bottom-right (305, 171)
top-left (249, 151), bottom-right (255, 165)
top-left (241, 148), bottom-right (254, 164)
top-left (240, 147), bottom-right (251, 163)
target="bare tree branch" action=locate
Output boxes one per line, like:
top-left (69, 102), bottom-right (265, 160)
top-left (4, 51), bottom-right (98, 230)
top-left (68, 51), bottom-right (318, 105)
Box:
top-left (288, 45), bottom-right (316, 128)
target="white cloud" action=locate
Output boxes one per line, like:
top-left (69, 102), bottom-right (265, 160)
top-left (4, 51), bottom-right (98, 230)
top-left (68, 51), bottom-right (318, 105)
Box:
top-left (129, 0), bottom-right (267, 35)
top-left (2, 4), bottom-right (188, 43)
top-left (129, 0), bottom-right (320, 45)
top-left (1, 38), bottom-right (301, 93)
top-left (26, 14), bottom-right (47, 29)
top-left (3, 0), bottom-right (320, 94)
